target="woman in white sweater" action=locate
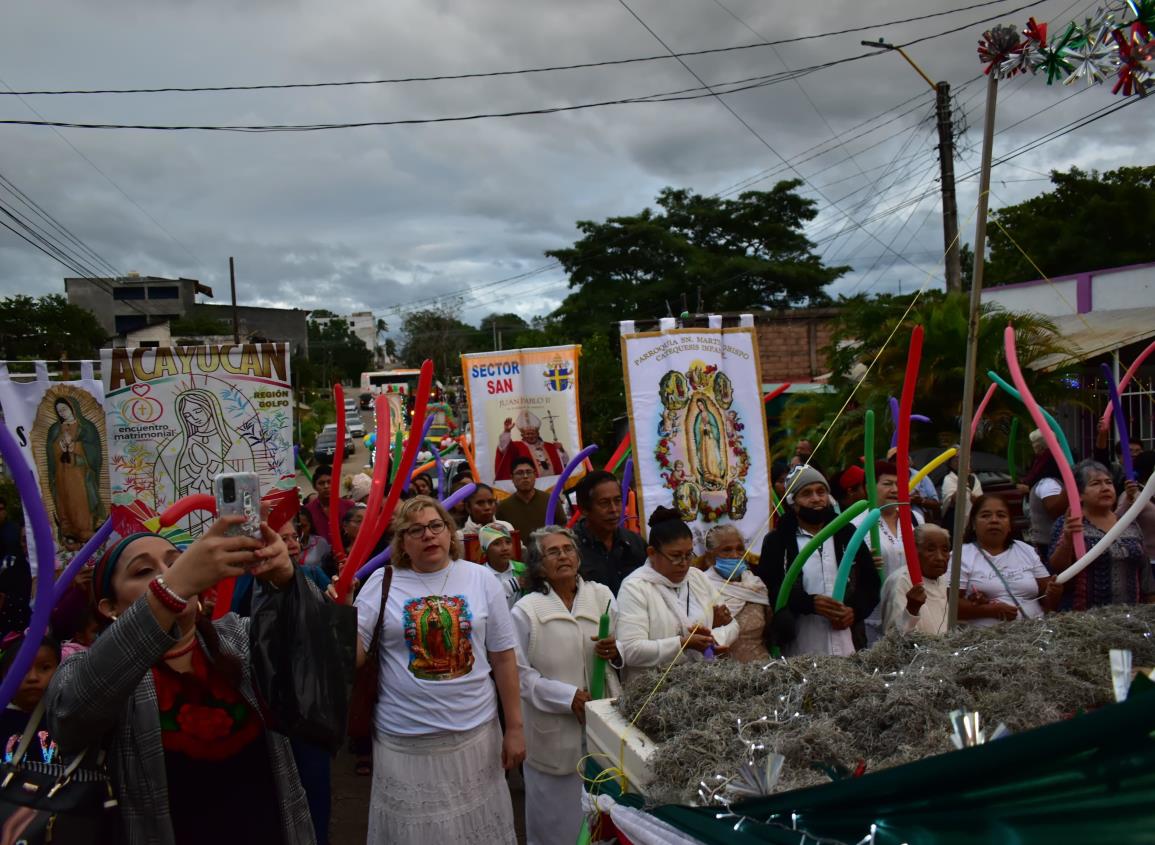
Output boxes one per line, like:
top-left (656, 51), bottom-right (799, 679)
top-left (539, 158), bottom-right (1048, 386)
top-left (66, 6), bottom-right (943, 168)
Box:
top-left (617, 507), bottom-right (739, 683)
top-left (511, 526), bottom-right (620, 845)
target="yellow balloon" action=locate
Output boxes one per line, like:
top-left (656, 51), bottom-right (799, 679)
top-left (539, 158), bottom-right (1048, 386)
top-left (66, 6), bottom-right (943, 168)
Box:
top-left (908, 447), bottom-right (958, 493)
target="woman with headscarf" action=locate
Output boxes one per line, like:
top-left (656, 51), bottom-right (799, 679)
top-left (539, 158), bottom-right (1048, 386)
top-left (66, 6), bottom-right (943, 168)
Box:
top-left (700, 523), bottom-right (769, 663)
top-left (46, 516), bottom-right (320, 844)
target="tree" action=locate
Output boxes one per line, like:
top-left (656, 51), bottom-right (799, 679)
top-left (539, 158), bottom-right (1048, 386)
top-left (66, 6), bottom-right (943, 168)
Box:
top-left (477, 312), bottom-right (529, 349)
top-left (398, 303), bottom-right (479, 381)
top-left (986, 165), bottom-right (1155, 286)
top-left (0, 294), bottom-right (108, 360)
top-left (578, 331), bottom-right (625, 450)
top-left (547, 183), bottom-right (848, 336)
top-left (781, 291), bottom-right (1070, 464)
top-left (307, 314), bottom-right (372, 386)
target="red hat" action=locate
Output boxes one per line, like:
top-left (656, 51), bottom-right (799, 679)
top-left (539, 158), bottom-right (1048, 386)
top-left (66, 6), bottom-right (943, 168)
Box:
top-left (839, 466), bottom-right (866, 490)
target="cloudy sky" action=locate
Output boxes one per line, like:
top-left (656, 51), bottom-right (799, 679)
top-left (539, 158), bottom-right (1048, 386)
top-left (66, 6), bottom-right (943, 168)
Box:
top-left (1, 0), bottom-right (1149, 335)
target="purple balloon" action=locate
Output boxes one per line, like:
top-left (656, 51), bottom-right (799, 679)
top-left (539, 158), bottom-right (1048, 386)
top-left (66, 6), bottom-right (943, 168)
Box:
top-left (0, 424), bottom-right (58, 711)
top-left (52, 517), bottom-right (113, 604)
top-left (403, 414), bottom-right (437, 493)
top-left (888, 397), bottom-right (931, 449)
top-left (546, 445), bottom-right (598, 527)
top-left (355, 482), bottom-right (478, 581)
top-left (619, 458), bottom-right (634, 527)
top-left (428, 440), bottom-right (447, 501)
top-left (1101, 363), bottom-right (1136, 482)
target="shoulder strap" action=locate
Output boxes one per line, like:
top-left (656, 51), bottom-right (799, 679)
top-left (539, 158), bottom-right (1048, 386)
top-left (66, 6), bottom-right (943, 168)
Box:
top-left (366, 567), bottom-right (393, 660)
top-left (975, 546), bottom-right (1027, 617)
top-left (7, 699), bottom-right (47, 768)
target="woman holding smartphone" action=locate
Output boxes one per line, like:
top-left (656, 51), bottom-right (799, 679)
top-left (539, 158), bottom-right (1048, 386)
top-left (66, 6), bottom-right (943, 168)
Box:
top-left (47, 515), bottom-right (318, 845)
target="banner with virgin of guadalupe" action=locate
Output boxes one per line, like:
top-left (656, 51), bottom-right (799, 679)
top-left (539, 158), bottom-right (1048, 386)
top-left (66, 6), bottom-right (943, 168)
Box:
top-left (0, 361), bottom-right (109, 574)
top-left (100, 344), bottom-right (295, 541)
top-left (619, 316), bottom-right (772, 550)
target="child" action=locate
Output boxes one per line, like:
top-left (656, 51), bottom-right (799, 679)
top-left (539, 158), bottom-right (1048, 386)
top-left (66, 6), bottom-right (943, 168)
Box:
top-left (0, 632), bottom-right (61, 764)
top-left (478, 521), bottom-right (525, 609)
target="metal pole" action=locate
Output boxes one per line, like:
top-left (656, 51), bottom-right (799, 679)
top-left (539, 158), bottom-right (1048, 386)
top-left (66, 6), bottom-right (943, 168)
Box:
top-left (948, 72), bottom-right (1000, 629)
top-left (229, 256), bottom-right (240, 344)
top-left (936, 82), bottom-right (962, 292)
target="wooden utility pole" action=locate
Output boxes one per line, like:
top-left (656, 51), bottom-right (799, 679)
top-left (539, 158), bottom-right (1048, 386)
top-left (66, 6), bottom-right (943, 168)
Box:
top-left (948, 70), bottom-right (1001, 627)
top-left (863, 40), bottom-right (962, 291)
top-left (229, 256), bottom-right (240, 344)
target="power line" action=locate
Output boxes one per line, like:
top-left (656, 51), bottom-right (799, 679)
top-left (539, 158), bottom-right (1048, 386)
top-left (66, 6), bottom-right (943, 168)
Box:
top-left (0, 0), bottom-right (1035, 97)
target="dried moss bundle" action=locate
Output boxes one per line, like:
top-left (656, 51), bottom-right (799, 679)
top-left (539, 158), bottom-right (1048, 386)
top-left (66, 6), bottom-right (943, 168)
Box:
top-left (615, 606), bottom-right (1155, 804)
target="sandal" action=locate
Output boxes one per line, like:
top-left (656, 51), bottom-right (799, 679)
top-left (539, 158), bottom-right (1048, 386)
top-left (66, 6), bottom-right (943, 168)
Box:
top-left (355, 758), bottom-right (372, 776)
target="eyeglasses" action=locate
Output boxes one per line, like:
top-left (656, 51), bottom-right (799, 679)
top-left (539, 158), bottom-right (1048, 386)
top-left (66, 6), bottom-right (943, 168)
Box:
top-left (659, 551), bottom-right (696, 567)
top-left (403, 520), bottom-right (447, 540)
top-left (542, 545), bottom-right (579, 561)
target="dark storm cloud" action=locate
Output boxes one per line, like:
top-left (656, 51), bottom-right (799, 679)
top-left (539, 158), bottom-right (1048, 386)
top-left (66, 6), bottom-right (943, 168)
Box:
top-left (1, 0), bottom-right (1150, 323)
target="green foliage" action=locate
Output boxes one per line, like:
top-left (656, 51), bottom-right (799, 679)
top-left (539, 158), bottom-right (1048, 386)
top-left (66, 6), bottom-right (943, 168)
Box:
top-left (986, 165), bottom-right (1155, 285)
top-left (0, 294), bottom-right (109, 360)
top-left (546, 183), bottom-right (847, 337)
top-left (781, 292), bottom-right (1070, 465)
top-left (398, 304), bottom-right (480, 381)
top-left (578, 332), bottom-right (625, 450)
top-left (307, 315), bottom-right (373, 386)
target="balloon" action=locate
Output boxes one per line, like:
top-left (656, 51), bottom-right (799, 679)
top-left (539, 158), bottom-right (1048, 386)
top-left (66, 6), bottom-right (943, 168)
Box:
top-left (762, 383), bottom-right (792, 405)
top-left (355, 482), bottom-right (478, 581)
top-left (343, 394), bottom-right (394, 582)
top-left (1055, 465), bottom-right (1155, 584)
top-left (603, 437), bottom-right (632, 474)
top-left (546, 445), bottom-right (599, 527)
top-left (987, 371), bottom-right (1074, 466)
top-left (1004, 326), bottom-right (1086, 559)
top-left (329, 383), bottom-right (348, 564)
top-left (1101, 339), bottom-right (1155, 429)
top-left (619, 459), bottom-right (634, 527)
top-left (457, 435), bottom-right (481, 483)
top-left (1100, 363), bottom-right (1135, 482)
top-left (776, 500), bottom-right (871, 611)
top-left (0, 424), bottom-right (57, 711)
top-left (894, 326), bottom-right (925, 584)
top-left (53, 517), bottom-right (113, 604)
top-left (158, 494), bottom-right (216, 527)
top-left (429, 439), bottom-right (447, 501)
top-left (1007, 417), bottom-right (1021, 485)
top-left (969, 382), bottom-right (999, 444)
top-left (405, 414), bottom-right (435, 492)
top-left (863, 409), bottom-right (881, 563)
top-left (295, 452), bottom-right (314, 486)
top-left (832, 508), bottom-right (882, 603)
top-left (909, 448), bottom-right (957, 493)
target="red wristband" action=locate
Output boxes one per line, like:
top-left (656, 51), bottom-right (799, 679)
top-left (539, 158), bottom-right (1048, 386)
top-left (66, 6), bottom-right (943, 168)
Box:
top-left (149, 576), bottom-right (190, 613)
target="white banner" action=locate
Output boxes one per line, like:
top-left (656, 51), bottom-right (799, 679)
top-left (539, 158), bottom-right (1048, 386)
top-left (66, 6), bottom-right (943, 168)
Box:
top-left (461, 345), bottom-right (583, 493)
top-left (101, 344), bottom-right (295, 540)
top-left (0, 361), bottom-right (109, 574)
top-left (620, 322), bottom-right (771, 550)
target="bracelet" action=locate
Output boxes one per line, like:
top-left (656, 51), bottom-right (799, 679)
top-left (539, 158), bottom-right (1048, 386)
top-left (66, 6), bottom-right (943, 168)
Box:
top-left (149, 576), bottom-right (191, 613)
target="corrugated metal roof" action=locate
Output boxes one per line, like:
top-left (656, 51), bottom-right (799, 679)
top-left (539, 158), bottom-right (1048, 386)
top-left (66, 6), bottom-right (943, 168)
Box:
top-left (1030, 307), bottom-right (1155, 371)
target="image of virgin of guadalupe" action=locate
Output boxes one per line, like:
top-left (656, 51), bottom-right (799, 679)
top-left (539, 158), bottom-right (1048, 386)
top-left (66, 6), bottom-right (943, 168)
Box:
top-left (688, 397), bottom-right (728, 491)
top-left (45, 396), bottom-right (105, 549)
top-left (154, 389), bottom-right (257, 528)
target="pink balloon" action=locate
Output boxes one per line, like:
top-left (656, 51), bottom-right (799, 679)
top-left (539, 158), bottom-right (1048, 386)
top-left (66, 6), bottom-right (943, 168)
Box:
top-left (969, 382), bottom-right (998, 445)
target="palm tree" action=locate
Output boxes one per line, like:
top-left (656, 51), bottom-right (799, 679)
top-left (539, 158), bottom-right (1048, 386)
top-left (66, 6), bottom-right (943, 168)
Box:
top-left (780, 291), bottom-right (1073, 467)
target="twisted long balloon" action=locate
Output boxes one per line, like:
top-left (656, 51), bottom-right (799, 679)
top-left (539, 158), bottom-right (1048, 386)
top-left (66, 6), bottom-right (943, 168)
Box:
top-left (864, 409), bottom-right (881, 561)
top-left (909, 448), bottom-right (957, 493)
top-left (619, 458), bottom-right (634, 527)
top-left (1101, 363), bottom-right (1135, 482)
top-left (987, 371), bottom-right (1074, 466)
top-left (832, 508), bottom-right (882, 604)
top-left (894, 326), bottom-right (925, 584)
top-left (355, 482), bottom-right (478, 581)
top-left (1056, 467), bottom-right (1155, 584)
top-left (969, 382), bottom-right (999, 444)
top-left (1100, 339), bottom-right (1155, 429)
top-left (1004, 326), bottom-right (1085, 559)
top-left (343, 395), bottom-right (394, 579)
top-left (53, 518), bottom-right (114, 604)
top-left (775, 500), bottom-right (870, 611)
top-left (546, 445), bottom-right (598, 527)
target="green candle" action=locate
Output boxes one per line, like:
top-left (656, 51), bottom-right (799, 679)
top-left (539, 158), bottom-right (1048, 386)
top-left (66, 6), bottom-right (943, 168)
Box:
top-left (589, 600), bottom-right (611, 700)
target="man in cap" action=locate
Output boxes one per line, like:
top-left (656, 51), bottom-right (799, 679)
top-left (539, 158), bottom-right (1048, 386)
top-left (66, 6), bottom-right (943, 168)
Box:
top-left (756, 465), bottom-right (879, 656)
top-left (495, 409), bottom-right (569, 480)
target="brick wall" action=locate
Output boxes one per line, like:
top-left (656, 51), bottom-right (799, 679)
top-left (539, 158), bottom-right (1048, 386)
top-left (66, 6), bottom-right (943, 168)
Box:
top-left (754, 308), bottom-right (839, 383)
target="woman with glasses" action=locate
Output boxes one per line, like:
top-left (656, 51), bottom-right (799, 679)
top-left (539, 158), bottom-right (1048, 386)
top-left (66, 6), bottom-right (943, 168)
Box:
top-left (511, 526), bottom-right (620, 845)
top-left (617, 507), bottom-right (738, 683)
top-left (353, 495), bottom-right (524, 844)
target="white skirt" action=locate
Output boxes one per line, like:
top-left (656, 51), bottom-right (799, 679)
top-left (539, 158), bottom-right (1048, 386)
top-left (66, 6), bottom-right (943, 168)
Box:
top-left (524, 765), bottom-right (583, 845)
top-left (368, 719), bottom-right (516, 844)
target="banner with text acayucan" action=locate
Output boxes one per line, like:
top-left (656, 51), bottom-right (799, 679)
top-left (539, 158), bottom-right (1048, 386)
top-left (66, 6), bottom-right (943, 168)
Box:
top-left (620, 321), bottom-right (771, 550)
top-left (461, 345), bottom-right (583, 493)
top-left (100, 344), bottom-right (295, 540)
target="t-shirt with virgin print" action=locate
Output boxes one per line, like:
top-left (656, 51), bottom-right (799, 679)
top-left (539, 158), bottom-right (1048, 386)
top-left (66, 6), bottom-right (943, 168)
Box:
top-left (355, 560), bottom-right (517, 737)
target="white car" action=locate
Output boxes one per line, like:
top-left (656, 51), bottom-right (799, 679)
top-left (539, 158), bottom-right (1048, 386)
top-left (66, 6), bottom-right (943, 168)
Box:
top-left (347, 417), bottom-right (365, 437)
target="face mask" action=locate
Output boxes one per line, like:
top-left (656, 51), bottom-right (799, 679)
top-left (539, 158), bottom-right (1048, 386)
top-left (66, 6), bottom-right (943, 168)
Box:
top-left (713, 557), bottom-right (747, 579)
top-left (796, 504), bottom-right (836, 525)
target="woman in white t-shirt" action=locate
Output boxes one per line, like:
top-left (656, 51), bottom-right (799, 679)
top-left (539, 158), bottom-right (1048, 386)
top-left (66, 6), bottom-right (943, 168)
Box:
top-left (957, 494), bottom-right (1062, 627)
top-left (354, 496), bottom-right (524, 844)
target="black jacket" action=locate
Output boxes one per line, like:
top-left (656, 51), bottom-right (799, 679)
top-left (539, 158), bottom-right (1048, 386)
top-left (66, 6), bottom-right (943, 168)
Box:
top-left (756, 510), bottom-right (880, 651)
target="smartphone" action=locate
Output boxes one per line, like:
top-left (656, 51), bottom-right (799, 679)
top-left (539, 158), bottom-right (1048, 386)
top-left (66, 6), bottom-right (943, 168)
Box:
top-left (213, 472), bottom-right (262, 540)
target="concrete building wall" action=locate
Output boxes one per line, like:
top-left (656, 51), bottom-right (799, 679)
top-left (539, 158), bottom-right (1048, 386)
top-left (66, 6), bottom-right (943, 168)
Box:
top-left (64, 275), bottom-right (202, 335)
top-left (984, 261), bottom-right (1155, 317)
top-left (193, 304), bottom-right (309, 356)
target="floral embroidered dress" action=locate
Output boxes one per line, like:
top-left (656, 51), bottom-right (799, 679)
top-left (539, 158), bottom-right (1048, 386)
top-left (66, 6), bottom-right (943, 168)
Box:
top-left (152, 644), bottom-right (283, 845)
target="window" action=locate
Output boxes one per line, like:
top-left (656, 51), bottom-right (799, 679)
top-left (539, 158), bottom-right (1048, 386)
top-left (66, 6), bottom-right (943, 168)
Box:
top-left (139, 341), bottom-right (161, 348)
top-left (113, 287), bottom-right (145, 301)
top-left (147, 285), bottom-right (179, 300)
top-left (114, 315), bottom-right (147, 334)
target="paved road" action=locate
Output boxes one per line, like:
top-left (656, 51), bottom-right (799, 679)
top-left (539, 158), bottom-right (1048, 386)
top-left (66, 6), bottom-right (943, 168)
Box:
top-left (312, 409), bottom-right (528, 844)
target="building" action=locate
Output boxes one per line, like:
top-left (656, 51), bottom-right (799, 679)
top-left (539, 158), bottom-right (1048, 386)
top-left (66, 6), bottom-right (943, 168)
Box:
top-left (349, 311), bottom-right (383, 367)
top-left (65, 273), bottom-right (310, 355)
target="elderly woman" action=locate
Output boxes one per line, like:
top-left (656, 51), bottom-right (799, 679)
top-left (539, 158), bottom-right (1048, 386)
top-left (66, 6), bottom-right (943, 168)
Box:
top-left (882, 524), bottom-right (952, 635)
top-left (700, 523), bottom-right (770, 663)
top-left (1048, 460), bottom-right (1155, 610)
top-left (353, 495), bottom-right (524, 844)
top-left (617, 507), bottom-right (738, 681)
top-left (958, 494), bottom-right (1061, 626)
top-left (47, 516), bottom-right (317, 844)
top-left (512, 526), bottom-right (619, 845)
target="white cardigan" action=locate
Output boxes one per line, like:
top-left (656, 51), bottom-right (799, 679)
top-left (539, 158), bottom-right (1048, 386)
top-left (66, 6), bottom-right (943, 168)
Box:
top-left (616, 564), bottom-right (739, 682)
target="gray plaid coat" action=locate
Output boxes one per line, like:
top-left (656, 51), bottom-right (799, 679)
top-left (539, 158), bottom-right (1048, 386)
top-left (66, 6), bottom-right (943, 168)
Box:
top-left (47, 575), bottom-right (316, 845)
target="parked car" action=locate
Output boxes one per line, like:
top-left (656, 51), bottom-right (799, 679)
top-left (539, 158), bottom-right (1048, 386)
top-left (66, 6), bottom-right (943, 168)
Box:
top-left (347, 417), bottom-right (366, 437)
top-left (315, 423), bottom-right (355, 462)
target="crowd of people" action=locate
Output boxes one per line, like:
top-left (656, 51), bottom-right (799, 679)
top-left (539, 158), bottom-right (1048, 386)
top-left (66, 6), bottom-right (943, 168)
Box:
top-left (0, 418), bottom-right (1151, 845)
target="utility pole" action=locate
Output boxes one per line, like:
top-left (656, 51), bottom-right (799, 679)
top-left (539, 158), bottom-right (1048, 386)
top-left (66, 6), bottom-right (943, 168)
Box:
top-left (863, 40), bottom-right (963, 292)
top-left (229, 256), bottom-right (240, 344)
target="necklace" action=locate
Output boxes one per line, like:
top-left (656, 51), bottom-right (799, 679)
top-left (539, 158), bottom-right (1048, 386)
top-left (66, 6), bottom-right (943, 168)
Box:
top-left (413, 559), bottom-right (456, 599)
top-left (164, 637), bottom-right (197, 660)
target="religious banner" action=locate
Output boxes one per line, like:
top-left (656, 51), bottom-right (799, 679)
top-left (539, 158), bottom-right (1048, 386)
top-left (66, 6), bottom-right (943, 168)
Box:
top-left (100, 344), bottom-right (295, 540)
top-left (620, 318), bottom-right (772, 549)
top-left (461, 345), bottom-right (583, 492)
top-left (0, 361), bottom-right (109, 574)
